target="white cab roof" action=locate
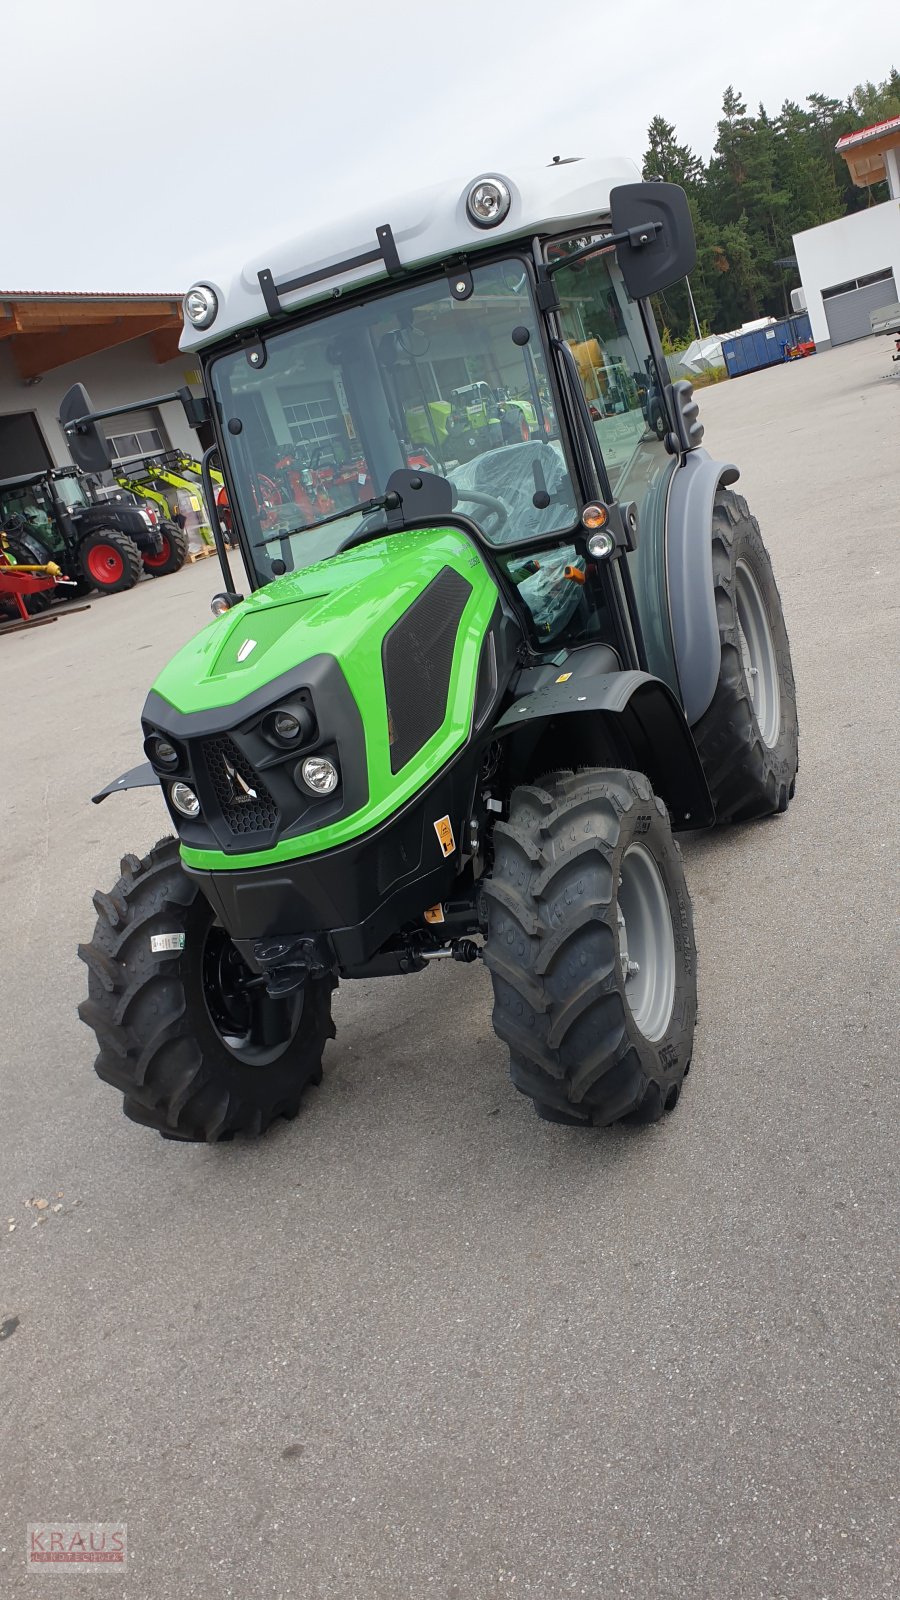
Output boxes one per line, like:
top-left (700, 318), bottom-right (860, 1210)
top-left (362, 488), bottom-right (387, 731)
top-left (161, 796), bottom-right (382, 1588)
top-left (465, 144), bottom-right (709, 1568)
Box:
top-left (181, 155), bottom-right (641, 352)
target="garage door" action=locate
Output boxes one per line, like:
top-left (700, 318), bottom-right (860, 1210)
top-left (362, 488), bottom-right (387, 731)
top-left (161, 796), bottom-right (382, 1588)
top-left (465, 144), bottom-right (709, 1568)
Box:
top-left (102, 408), bottom-right (168, 466)
top-left (822, 270), bottom-right (898, 346)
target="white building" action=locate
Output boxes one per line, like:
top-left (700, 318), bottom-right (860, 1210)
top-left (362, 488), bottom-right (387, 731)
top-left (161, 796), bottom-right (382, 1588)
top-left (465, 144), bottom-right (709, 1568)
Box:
top-left (793, 202), bottom-right (900, 349)
top-left (792, 117), bottom-right (900, 350)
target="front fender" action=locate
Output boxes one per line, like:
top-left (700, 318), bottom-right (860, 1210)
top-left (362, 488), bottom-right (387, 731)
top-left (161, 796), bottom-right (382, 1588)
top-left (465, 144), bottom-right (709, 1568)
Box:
top-left (665, 450), bottom-right (739, 725)
top-left (495, 667), bottom-right (714, 829)
top-left (91, 761), bottom-right (158, 804)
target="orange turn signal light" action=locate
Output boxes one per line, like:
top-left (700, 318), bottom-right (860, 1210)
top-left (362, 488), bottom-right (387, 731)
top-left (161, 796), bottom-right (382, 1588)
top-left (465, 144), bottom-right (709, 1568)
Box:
top-left (581, 503), bottom-right (609, 531)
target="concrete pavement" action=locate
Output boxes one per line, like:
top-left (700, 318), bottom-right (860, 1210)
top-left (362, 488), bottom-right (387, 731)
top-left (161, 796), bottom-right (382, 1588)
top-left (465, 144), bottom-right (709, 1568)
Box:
top-left (1, 336), bottom-right (897, 1599)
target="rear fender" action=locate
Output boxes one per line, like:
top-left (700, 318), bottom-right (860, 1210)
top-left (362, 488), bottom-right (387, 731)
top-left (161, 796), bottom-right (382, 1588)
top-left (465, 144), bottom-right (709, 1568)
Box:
top-left (495, 665), bottom-right (713, 829)
top-left (665, 450), bottom-right (739, 725)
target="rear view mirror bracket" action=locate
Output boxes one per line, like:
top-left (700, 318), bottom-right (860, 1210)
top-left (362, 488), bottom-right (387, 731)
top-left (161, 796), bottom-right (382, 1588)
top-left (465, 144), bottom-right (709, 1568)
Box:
top-left (59, 385), bottom-right (211, 475)
top-left (543, 182), bottom-right (696, 303)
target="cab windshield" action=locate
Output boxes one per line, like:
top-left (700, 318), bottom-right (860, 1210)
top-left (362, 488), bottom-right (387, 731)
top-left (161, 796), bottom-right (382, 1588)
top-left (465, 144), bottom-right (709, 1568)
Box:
top-left (210, 258), bottom-right (579, 590)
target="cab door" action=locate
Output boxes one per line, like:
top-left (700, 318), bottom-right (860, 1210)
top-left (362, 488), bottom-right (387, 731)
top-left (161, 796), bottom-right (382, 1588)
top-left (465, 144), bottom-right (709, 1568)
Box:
top-left (548, 238), bottom-right (680, 692)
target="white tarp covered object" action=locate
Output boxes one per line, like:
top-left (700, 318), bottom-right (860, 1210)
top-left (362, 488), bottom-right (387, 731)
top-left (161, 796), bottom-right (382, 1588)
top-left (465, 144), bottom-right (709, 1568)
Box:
top-left (678, 336), bottom-right (725, 374)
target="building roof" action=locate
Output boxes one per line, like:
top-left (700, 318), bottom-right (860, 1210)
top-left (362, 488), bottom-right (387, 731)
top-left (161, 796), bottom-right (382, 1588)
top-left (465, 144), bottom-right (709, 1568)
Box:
top-left (0, 289), bottom-right (183, 300)
top-left (836, 116), bottom-right (900, 151)
top-left (0, 292), bottom-right (184, 380)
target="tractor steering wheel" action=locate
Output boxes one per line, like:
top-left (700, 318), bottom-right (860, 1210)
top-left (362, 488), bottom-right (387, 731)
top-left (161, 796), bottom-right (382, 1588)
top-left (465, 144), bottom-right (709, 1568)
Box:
top-left (452, 489), bottom-right (508, 539)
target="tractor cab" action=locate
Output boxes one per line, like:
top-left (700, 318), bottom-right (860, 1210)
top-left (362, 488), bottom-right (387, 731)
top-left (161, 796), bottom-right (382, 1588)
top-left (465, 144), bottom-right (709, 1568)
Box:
top-left (161, 162), bottom-right (702, 685)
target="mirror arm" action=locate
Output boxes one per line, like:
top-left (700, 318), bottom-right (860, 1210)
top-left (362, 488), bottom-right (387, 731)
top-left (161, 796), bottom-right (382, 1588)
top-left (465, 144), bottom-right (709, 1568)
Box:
top-left (63, 389), bottom-right (211, 440)
top-left (543, 221), bottom-right (663, 279)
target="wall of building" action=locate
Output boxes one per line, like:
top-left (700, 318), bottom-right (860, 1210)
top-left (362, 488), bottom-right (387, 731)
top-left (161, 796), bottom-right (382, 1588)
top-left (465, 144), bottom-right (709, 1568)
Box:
top-left (0, 335), bottom-right (202, 470)
top-left (793, 200), bottom-right (900, 348)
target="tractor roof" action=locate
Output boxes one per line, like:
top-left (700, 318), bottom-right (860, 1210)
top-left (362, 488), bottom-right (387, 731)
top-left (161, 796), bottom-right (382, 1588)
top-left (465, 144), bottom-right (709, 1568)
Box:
top-left (180, 155), bottom-right (641, 353)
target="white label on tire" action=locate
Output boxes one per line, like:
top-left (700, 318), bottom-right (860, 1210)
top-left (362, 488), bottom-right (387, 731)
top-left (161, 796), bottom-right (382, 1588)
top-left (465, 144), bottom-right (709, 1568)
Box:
top-left (150, 932), bottom-right (185, 953)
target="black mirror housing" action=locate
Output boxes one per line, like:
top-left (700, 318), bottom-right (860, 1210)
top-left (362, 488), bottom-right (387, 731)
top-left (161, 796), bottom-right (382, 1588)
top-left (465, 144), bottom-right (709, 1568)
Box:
top-left (609, 182), bottom-right (696, 300)
top-left (59, 383), bottom-right (114, 474)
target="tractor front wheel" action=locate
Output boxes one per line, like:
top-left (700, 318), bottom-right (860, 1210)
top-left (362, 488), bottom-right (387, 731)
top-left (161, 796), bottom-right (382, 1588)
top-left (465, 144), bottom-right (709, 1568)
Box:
top-left (141, 521), bottom-right (190, 577)
top-left (79, 529), bottom-right (143, 594)
top-left (78, 838), bottom-right (336, 1141)
top-left (483, 769), bottom-right (697, 1127)
top-left (692, 489), bottom-right (799, 823)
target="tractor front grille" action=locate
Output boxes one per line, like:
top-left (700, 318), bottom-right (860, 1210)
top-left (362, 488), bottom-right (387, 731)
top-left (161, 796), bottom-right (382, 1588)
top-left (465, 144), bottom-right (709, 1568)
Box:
top-left (382, 566), bottom-right (472, 773)
top-left (201, 733), bottom-right (279, 835)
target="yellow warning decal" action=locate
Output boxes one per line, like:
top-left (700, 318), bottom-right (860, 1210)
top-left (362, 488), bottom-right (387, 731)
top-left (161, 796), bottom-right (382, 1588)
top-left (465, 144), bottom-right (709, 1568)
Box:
top-left (424, 903), bottom-right (445, 924)
top-left (433, 816), bottom-right (455, 857)
top-left (555, 671), bottom-right (573, 682)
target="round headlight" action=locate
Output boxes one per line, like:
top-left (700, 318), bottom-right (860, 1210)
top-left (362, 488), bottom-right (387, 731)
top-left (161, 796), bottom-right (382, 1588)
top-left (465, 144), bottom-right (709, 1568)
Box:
top-left (150, 737), bottom-right (179, 770)
top-left (466, 177), bottom-right (511, 229)
top-left (170, 781), bottom-right (201, 818)
top-left (273, 711), bottom-right (301, 741)
top-left (210, 593), bottom-right (232, 618)
top-left (300, 756), bottom-right (339, 795)
top-left (184, 284), bottom-right (218, 330)
top-left (587, 530), bottom-right (615, 559)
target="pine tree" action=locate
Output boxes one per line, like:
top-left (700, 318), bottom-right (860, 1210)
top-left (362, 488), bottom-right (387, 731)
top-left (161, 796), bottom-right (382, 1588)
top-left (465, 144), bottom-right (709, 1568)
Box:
top-left (643, 117), bottom-right (704, 187)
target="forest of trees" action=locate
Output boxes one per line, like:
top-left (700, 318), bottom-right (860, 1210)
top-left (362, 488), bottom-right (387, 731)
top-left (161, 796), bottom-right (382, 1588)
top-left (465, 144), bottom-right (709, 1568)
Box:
top-left (643, 69), bottom-right (900, 344)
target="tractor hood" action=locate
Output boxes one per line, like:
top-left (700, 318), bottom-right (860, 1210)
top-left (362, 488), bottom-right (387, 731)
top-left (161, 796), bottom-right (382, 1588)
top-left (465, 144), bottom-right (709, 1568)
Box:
top-left (151, 525), bottom-right (493, 717)
top-left (145, 523), bottom-right (501, 873)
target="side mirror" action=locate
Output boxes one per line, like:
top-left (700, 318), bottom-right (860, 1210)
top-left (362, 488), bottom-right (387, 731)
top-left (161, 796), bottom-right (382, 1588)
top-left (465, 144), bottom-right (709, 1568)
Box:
top-left (609, 182), bottom-right (696, 300)
top-left (59, 383), bottom-right (113, 474)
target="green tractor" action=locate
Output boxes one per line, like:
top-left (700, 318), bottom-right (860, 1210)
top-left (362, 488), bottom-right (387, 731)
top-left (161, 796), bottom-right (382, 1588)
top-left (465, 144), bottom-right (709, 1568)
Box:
top-left (68, 160), bottom-right (798, 1141)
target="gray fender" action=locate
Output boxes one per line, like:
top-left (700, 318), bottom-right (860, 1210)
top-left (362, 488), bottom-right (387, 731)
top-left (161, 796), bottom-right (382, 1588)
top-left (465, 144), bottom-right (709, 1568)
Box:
top-left (665, 450), bottom-right (740, 726)
top-left (92, 761), bottom-right (158, 804)
top-left (494, 665), bottom-right (714, 829)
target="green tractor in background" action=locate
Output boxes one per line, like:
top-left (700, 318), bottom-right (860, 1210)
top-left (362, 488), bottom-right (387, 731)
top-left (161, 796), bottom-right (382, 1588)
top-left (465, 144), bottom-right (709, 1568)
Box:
top-left (68, 160), bottom-right (798, 1142)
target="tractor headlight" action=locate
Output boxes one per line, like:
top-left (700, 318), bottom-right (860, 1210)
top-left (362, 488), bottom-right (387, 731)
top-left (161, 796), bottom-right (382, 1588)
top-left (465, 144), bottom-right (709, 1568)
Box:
top-left (170, 781), bottom-right (201, 818)
top-left (466, 177), bottom-right (511, 229)
top-left (147, 735), bottom-right (180, 770)
top-left (299, 755), bottom-right (339, 794)
top-left (184, 284), bottom-right (218, 330)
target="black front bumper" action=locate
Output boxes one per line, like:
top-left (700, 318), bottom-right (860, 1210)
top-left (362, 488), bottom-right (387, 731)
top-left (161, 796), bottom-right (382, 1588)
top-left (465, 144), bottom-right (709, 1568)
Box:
top-left (185, 746), bottom-right (481, 973)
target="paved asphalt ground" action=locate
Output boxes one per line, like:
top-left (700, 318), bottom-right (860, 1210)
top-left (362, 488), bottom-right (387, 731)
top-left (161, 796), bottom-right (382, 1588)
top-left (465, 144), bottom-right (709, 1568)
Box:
top-left (1, 338), bottom-right (897, 1600)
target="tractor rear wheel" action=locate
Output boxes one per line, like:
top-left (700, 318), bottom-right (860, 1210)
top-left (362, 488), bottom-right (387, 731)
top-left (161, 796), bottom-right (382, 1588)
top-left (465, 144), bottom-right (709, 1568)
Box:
top-left (692, 490), bottom-right (799, 823)
top-left (141, 521), bottom-right (189, 577)
top-left (79, 528), bottom-right (143, 594)
top-left (78, 838), bottom-right (336, 1141)
top-left (483, 769), bottom-right (696, 1126)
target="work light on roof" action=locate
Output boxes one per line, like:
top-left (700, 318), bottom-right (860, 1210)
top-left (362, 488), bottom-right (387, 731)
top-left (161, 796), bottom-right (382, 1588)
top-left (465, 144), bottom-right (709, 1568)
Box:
top-left (184, 284), bottom-right (218, 330)
top-left (466, 177), bottom-right (511, 229)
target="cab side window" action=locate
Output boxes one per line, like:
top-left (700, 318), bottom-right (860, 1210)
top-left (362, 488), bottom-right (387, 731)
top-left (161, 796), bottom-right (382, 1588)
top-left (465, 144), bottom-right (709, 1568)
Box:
top-left (550, 239), bottom-right (671, 511)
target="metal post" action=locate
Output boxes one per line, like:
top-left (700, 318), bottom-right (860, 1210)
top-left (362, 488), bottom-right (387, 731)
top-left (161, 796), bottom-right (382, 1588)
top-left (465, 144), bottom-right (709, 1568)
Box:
top-left (685, 276), bottom-right (702, 340)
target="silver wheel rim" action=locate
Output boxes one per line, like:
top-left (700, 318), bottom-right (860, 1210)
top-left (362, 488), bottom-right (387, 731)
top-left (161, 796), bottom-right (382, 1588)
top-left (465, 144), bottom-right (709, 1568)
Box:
top-left (735, 559), bottom-right (781, 748)
top-left (617, 843), bottom-right (676, 1042)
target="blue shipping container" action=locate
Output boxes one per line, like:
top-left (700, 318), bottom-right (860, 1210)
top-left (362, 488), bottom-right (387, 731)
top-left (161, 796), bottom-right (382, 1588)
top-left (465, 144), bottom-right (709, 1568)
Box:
top-left (722, 313), bottom-right (813, 378)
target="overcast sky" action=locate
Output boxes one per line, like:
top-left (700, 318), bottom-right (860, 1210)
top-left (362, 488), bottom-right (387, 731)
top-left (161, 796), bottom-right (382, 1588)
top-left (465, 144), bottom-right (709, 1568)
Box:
top-left (2, 0), bottom-right (893, 294)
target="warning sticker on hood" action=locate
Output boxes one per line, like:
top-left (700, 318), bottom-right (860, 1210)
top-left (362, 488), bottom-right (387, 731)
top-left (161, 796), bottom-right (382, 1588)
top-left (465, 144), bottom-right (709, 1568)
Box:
top-left (433, 816), bottom-right (455, 857)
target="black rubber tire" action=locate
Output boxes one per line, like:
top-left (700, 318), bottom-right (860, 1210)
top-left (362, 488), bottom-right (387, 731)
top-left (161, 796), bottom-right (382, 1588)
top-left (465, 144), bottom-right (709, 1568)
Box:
top-left (78, 528), bottom-right (144, 594)
top-left (0, 532), bottom-right (55, 617)
top-left (692, 489), bottom-right (799, 823)
top-left (482, 769), bottom-right (697, 1127)
top-left (78, 838), bottom-right (336, 1141)
top-left (141, 521), bottom-right (190, 577)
